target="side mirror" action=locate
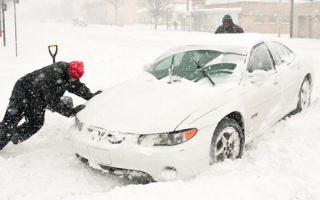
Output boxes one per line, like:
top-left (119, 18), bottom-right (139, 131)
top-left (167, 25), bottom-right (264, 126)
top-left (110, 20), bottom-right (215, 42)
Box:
top-left (143, 63), bottom-right (151, 71)
top-left (248, 70), bottom-right (270, 83)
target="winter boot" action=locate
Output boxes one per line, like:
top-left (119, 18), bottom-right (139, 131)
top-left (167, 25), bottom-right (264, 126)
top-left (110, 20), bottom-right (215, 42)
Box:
top-left (0, 129), bottom-right (12, 151)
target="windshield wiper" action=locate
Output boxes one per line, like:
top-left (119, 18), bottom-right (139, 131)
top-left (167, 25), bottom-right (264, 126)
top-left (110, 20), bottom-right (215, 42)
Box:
top-left (168, 55), bottom-right (175, 84)
top-left (195, 58), bottom-right (216, 87)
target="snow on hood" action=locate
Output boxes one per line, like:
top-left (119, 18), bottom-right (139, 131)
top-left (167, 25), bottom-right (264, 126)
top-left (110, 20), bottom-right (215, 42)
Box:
top-left (77, 74), bottom-right (230, 134)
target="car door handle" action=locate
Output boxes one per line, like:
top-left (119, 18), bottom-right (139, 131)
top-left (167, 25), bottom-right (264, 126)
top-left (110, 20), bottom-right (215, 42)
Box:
top-left (274, 81), bottom-right (279, 86)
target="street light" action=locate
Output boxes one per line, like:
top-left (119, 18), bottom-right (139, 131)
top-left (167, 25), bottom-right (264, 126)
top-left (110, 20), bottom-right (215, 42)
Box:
top-left (278, 0), bottom-right (282, 38)
top-left (0, 4), bottom-right (2, 38)
top-left (290, 0), bottom-right (294, 38)
top-left (1, 0), bottom-right (6, 46)
top-left (14, 0), bottom-right (18, 56)
top-left (166, 8), bottom-right (171, 31)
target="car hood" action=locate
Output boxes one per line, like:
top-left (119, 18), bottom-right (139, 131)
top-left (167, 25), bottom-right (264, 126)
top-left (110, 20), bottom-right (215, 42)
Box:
top-left (77, 75), bottom-right (231, 134)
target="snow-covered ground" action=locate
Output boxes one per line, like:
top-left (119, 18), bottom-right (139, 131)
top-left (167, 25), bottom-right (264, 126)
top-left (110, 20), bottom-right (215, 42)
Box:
top-left (1, 7), bottom-right (320, 200)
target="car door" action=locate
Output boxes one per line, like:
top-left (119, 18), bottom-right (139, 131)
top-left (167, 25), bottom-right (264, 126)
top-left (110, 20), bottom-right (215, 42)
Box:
top-left (245, 43), bottom-right (282, 136)
top-left (266, 42), bottom-right (301, 114)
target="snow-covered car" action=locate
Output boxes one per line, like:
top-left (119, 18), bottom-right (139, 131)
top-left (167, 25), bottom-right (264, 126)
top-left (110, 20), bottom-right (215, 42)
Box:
top-left (73, 17), bottom-right (88, 27)
top-left (68, 33), bottom-right (314, 182)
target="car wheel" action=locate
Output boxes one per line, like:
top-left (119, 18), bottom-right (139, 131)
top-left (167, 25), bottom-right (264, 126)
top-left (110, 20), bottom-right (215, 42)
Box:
top-left (209, 118), bottom-right (244, 164)
top-left (296, 78), bottom-right (311, 113)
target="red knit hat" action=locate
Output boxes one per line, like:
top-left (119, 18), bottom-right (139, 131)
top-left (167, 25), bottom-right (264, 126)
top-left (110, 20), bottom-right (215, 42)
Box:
top-left (68, 61), bottom-right (84, 79)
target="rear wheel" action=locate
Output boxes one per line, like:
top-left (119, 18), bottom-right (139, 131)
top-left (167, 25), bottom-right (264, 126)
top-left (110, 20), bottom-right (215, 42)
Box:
top-left (209, 118), bottom-right (244, 164)
top-left (296, 78), bottom-right (311, 113)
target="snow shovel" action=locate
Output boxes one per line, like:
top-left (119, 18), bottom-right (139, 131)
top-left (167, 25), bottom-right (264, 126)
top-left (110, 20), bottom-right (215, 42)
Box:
top-left (48, 45), bottom-right (58, 63)
top-left (46, 45), bottom-right (75, 111)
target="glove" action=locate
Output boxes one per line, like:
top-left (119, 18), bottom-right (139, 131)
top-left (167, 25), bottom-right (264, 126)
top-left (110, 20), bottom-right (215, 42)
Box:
top-left (74, 104), bottom-right (86, 115)
top-left (92, 90), bottom-right (103, 98)
top-left (11, 133), bottom-right (20, 145)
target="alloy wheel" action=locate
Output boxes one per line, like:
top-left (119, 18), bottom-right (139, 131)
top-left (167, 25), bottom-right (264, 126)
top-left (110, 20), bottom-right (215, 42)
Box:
top-left (300, 79), bottom-right (311, 110)
top-left (213, 126), bottom-right (241, 162)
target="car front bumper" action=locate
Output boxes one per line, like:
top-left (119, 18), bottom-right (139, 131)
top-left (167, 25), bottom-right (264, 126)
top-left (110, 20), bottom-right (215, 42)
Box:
top-left (67, 124), bottom-right (213, 181)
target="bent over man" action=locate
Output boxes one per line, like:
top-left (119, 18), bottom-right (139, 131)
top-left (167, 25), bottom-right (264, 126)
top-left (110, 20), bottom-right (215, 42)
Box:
top-left (0, 61), bottom-right (102, 150)
top-left (215, 14), bottom-right (244, 34)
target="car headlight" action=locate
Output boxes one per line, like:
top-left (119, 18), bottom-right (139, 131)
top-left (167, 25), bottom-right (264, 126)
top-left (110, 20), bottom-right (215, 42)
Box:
top-left (138, 128), bottom-right (197, 146)
top-left (75, 117), bottom-right (83, 131)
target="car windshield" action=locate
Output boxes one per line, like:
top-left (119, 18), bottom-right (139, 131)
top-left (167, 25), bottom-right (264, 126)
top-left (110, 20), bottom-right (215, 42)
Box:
top-left (146, 48), bottom-right (247, 86)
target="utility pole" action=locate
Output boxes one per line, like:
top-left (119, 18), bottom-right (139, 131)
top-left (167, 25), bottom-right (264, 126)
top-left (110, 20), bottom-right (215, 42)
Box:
top-left (308, 0), bottom-right (314, 38)
top-left (1, 0), bottom-right (5, 46)
top-left (166, 9), bottom-right (168, 31)
top-left (105, 0), bottom-right (107, 24)
top-left (0, 5), bottom-right (2, 38)
top-left (14, 0), bottom-right (18, 57)
top-left (187, 0), bottom-right (189, 11)
top-left (186, 0), bottom-right (189, 32)
top-left (278, 0), bottom-right (282, 38)
top-left (290, 0), bottom-right (294, 38)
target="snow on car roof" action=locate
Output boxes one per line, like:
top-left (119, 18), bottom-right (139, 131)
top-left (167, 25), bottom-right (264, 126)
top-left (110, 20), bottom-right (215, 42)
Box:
top-left (154, 33), bottom-right (265, 63)
top-left (186, 33), bottom-right (265, 49)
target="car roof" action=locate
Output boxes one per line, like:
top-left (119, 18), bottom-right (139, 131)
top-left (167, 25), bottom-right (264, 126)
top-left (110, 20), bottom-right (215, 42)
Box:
top-left (186, 33), bottom-right (265, 49)
top-left (153, 33), bottom-right (269, 63)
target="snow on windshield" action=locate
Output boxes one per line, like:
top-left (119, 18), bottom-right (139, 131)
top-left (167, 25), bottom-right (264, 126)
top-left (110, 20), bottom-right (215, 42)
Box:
top-left (146, 48), bottom-right (247, 86)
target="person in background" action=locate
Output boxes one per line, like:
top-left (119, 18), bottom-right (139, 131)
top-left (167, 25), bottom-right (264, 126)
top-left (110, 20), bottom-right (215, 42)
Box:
top-left (0, 61), bottom-right (102, 151)
top-left (174, 20), bottom-right (178, 31)
top-left (215, 14), bottom-right (244, 34)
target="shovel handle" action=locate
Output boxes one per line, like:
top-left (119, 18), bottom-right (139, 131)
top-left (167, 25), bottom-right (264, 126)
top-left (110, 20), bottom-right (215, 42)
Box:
top-left (48, 45), bottom-right (58, 63)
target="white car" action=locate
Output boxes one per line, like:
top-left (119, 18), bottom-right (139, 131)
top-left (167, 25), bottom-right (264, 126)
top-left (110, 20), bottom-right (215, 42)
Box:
top-left (68, 33), bottom-right (314, 182)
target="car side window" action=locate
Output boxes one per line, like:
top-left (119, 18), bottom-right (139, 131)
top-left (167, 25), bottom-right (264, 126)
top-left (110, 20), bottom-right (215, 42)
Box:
top-left (266, 42), bottom-right (295, 65)
top-left (247, 43), bottom-right (273, 73)
top-left (146, 55), bottom-right (173, 79)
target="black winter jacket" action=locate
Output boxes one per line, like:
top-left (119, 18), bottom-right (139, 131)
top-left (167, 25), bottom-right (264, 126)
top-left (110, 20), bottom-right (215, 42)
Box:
top-left (215, 24), bottom-right (244, 34)
top-left (10, 61), bottom-right (94, 117)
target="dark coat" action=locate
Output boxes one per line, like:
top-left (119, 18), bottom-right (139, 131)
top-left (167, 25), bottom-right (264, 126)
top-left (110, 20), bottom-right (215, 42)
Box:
top-left (10, 61), bottom-right (94, 117)
top-left (215, 23), bottom-right (244, 34)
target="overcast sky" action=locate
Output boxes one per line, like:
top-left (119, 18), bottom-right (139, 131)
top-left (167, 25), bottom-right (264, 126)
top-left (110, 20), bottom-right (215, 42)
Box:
top-left (206, 0), bottom-right (314, 5)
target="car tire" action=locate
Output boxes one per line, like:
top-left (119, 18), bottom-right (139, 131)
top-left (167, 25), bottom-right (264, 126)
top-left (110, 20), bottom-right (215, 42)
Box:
top-left (295, 77), bottom-right (311, 113)
top-left (209, 118), bottom-right (245, 164)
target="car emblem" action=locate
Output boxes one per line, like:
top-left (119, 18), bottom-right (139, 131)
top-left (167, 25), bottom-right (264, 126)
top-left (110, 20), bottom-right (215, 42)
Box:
top-left (107, 133), bottom-right (125, 144)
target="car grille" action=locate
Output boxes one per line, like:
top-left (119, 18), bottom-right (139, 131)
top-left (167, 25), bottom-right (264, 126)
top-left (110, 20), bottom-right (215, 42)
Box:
top-left (76, 154), bottom-right (155, 183)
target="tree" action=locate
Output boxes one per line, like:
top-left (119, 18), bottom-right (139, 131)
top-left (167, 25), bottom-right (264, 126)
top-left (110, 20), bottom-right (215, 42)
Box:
top-left (138, 0), bottom-right (173, 30)
top-left (107, 0), bottom-right (126, 25)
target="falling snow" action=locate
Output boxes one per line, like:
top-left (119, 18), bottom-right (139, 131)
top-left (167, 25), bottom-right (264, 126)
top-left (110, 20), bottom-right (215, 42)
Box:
top-left (0, 2), bottom-right (320, 200)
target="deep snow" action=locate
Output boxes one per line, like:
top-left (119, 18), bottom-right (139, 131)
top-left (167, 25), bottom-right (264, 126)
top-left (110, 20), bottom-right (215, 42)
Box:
top-left (1, 6), bottom-right (320, 200)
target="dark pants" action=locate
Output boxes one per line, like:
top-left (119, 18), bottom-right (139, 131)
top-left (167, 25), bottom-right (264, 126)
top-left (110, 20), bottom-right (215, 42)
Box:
top-left (0, 104), bottom-right (45, 150)
top-left (0, 98), bottom-right (45, 150)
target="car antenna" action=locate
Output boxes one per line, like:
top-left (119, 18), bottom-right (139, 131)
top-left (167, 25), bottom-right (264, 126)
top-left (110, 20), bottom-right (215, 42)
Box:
top-left (195, 58), bottom-right (215, 87)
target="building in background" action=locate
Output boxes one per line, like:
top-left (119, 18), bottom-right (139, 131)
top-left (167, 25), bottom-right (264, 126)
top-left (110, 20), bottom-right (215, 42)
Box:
top-left (205, 0), bottom-right (290, 34)
top-left (293, 1), bottom-right (320, 39)
top-left (136, 0), bottom-right (194, 29)
top-left (136, 0), bottom-right (292, 34)
top-left (103, 0), bottom-right (141, 25)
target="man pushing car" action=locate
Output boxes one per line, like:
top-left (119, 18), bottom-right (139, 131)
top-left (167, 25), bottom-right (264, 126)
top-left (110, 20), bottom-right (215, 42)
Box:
top-left (0, 61), bottom-right (102, 150)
